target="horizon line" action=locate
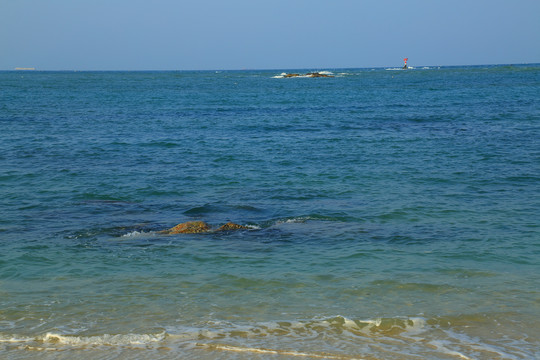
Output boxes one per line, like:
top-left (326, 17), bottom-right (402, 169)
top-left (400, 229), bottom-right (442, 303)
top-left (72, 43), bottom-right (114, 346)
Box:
top-left (3, 62), bottom-right (539, 72)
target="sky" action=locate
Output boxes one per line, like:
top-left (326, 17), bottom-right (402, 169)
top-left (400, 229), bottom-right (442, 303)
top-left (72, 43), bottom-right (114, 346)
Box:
top-left (1, 0), bottom-right (539, 70)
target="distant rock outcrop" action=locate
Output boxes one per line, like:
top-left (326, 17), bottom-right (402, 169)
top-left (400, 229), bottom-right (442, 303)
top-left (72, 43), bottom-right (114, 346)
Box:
top-left (306, 72), bottom-right (333, 77)
top-left (282, 72), bottom-right (334, 78)
top-left (160, 221), bottom-right (248, 234)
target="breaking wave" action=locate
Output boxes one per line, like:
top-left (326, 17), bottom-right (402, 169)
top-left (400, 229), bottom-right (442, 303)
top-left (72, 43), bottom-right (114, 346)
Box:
top-left (2, 315), bottom-right (534, 359)
top-left (272, 71), bottom-right (335, 78)
top-left (0, 332), bottom-right (166, 351)
top-left (121, 230), bottom-right (156, 237)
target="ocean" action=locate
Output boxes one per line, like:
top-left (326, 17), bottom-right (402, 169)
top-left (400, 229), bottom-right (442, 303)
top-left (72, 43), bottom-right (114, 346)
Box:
top-left (0, 65), bottom-right (539, 359)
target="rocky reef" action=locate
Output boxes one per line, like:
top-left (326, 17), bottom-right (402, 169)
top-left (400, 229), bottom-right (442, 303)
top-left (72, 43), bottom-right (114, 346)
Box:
top-left (160, 221), bottom-right (248, 234)
top-left (306, 72), bottom-right (334, 78)
top-left (216, 222), bottom-right (249, 231)
top-left (282, 72), bottom-right (334, 78)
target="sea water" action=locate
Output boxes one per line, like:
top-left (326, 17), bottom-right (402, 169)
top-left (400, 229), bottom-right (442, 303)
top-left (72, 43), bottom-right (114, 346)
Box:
top-left (0, 65), bottom-right (539, 359)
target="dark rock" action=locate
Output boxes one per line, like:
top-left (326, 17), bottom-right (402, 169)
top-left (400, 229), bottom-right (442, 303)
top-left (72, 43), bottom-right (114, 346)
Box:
top-left (306, 72), bottom-right (334, 78)
top-left (216, 222), bottom-right (249, 231)
top-left (282, 72), bottom-right (334, 78)
top-left (163, 221), bottom-right (211, 234)
top-left (160, 221), bottom-right (248, 234)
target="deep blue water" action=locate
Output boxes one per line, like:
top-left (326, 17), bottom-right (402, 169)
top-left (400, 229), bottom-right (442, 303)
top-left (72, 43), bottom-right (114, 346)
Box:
top-left (1, 65), bottom-right (539, 359)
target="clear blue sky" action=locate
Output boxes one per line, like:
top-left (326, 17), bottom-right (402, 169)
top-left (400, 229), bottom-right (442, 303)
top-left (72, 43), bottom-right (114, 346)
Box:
top-left (1, 0), bottom-right (539, 70)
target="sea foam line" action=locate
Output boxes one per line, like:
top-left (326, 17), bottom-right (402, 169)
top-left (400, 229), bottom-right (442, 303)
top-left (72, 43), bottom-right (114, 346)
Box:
top-left (41, 332), bottom-right (166, 346)
top-left (198, 343), bottom-right (367, 359)
top-left (0, 332), bottom-right (166, 347)
top-left (121, 230), bottom-right (155, 237)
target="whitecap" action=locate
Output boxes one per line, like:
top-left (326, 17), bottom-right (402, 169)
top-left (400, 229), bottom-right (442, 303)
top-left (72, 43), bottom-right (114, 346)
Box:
top-left (121, 230), bottom-right (154, 238)
top-left (40, 332), bottom-right (166, 346)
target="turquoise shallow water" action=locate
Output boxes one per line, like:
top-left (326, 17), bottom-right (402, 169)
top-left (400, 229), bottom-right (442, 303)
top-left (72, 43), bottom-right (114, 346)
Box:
top-left (0, 65), bottom-right (539, 359)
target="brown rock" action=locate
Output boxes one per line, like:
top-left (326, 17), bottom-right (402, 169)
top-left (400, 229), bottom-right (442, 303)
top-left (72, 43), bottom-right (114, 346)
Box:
top-left (165, 221), bottom-right (211, 234)
top-left (306, 72), bottom-right (333, 78)
top-left (216, 222), bottom-right (249, 231)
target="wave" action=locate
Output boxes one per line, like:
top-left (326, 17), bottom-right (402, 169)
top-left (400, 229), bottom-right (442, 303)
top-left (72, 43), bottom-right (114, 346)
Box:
top-left (0, 316), bottom-right (424, 346)
top-left (43, 332), bottom-right (166, 346)
top-left (269, 216), bottom-right (333, 227)
top-left (120, 230), bottom-right (156, 237)
top-left (272, 70), bottom-right (335, 78)
top-left (268, 214), bottom-right (355, 226)
top-left (179, 314), bottom-right (537, 359)
top-left (0, 332), bottom-right (166, 350)
top-left (1, 314), bottom-right (536, 359)
top-left (197, 343), bottom-right (359, 359)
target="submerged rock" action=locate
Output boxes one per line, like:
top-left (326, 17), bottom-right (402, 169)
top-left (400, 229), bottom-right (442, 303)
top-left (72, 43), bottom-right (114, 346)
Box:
top-left (160, 221), bottom-right (248, 234)
top-left (164, 221), bottom-right (211, 234)
top-left (306, 72), bottom-right (334, 78)
top-left (282, 72), bottom-right (334, 78)
top-left (216, 222), bottom-right (249, 231)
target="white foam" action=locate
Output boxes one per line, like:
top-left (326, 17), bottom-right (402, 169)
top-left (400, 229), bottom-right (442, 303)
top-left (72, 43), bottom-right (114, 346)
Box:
top-left (359, 318), bottom-right (382, 327)
top-left (272, 71), bottom-right (334, 79)
top-left (199, 343), bottom-right (363, 359)
top-left (272, 72), bottom-right (289, 78)
top-left (40, 332), bottom-right (166, 346)
top-left (285, 217), bottom-right (305, 223)
top-left (0, 332), bottom-right (167, 352)
top-left (429, 340), bottom-right (474, 360)
top-left (403, 317), bottom-right (427, 334)
top-left (0, 334), bottom-right (34, 343)
top-left (3, 316), bottom-right (533, 359)
top-left (437, 328), bottom-right (526, 360)
top-left (386, 66), bottom-right (415, 70)
top-left (121, 230), bottom-right (154, 237)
